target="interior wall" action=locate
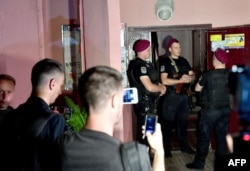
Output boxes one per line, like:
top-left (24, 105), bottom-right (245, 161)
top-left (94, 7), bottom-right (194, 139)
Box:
top-left (80, 0), bottom-right (126, 141)
top-left (43, 0), bottom-right (80, 64)
top-left (120, 0), bottom-right (250, 28)
top-left (0, 0), bottom-right (79, 108)
top-left (0, 0), bottom-right (41, 108)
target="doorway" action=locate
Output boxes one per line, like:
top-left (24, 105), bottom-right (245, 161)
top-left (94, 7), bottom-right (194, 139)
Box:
top-left (127, 24), bottom-right (211, 108)
top-left (127, 24), bottom-right (211, 73)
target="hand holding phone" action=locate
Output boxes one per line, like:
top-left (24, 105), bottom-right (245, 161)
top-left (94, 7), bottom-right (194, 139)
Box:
top-left (144, 123), bottom-right (164, 156)
top-left (143, 114), bottom-right (158, 138)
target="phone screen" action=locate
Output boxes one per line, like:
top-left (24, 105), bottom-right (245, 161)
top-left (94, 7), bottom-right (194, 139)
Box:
top-left (123, 88), bottom-right (138, 104)
top-left (145, 114), bottom-right (158, 134)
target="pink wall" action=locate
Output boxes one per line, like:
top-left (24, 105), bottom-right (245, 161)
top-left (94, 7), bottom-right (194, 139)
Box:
top-left (0, 0), bottom-right (79, 108)
top-left (0, 0), bottom-right (42, 108)
top-left (120, 0), bottom-right (250, 27)
top-left (43, 0), bottom-right (79, 65)
top-left (82, 0), bottom-right (121, 70)
top-left (81, 0), bottom-right (129, 141)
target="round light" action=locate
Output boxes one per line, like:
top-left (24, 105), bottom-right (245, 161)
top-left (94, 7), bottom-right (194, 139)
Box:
top-left (155, 0), bottom-right (174, 21)
top-left (156, 5), bottom-right (173, 21)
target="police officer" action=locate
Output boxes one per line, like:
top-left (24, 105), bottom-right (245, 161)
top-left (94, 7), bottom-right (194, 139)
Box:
top-left (159, 38), bottom-right (195, 157)
top-left (186, 48), bottom-right (230, 170)
top-left (127, 39), bottom-right (166, 144)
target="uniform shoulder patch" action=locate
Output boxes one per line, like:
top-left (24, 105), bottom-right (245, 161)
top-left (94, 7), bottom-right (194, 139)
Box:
top-left (140, 66), bottom-right (147, 74)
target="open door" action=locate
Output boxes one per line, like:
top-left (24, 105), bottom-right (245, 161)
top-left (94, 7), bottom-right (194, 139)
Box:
top-left (207, 25), bottom-right (250, 69)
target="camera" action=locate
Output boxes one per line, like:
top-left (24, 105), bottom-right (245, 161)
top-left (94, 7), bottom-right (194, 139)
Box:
top-left (50, 105), bottom-right (73, 119)
top-left (229, 65), bottom-right (250, 142)
top-left (144, 114), bottom-right (158, 135)
top-left (229, 65), bottom-right (250, 125)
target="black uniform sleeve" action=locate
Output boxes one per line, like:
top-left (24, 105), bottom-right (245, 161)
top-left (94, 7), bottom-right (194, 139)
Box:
top-left (135, 63), bottom-right (149, 77)
top-left (179, 57), bottom-right (192, 74)
top-left (159, 57), bottom-right (171, 74)
top-left (198, 72), bottom-right (208, 87)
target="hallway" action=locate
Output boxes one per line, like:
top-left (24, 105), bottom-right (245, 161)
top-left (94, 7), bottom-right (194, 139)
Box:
top-left (164, 107), bottom-right (216, 170)
top-left (165, 150), bottom-right (215, 171)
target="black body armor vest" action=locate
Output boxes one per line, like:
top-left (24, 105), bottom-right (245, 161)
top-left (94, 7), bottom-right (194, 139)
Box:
top-left (201, 69), bottom-right (230, 108)
top-left (127, 58), bottom-right (159, 100)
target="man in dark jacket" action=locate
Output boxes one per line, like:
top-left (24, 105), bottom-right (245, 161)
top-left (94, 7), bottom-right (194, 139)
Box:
top-left (1, 59), bottom-right (66, 171)
top-left (186, 48), bottom-right (231, 170)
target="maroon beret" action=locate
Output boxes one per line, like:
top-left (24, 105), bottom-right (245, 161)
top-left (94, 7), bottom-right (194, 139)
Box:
top-left (133, 39), bottom-right (150, 53)
top-left (167, 38), bottom-right (179, 49)
top-left (215, 48), bottom-right (228, 64)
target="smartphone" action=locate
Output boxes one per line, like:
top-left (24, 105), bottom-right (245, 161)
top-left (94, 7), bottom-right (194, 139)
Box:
top-left (144, 114), bottom-right (158, 135)
top-left (123, 87), bottom-right (138, 104)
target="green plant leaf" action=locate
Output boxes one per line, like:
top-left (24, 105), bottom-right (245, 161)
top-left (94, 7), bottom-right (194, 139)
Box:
top-left (64, 96), bottom-right (87, 132)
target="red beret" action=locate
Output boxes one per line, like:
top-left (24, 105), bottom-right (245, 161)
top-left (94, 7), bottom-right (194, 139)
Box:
top-left (215, 48), bottom-right (228, 64)
top-left (167, 38), bottom-right (179, 49)
top-left (133, 39), bottom-right (150, 52)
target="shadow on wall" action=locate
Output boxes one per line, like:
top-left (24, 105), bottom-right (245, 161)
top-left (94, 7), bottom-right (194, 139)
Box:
top-left (155, 35), bottom-right (173, 71)
top-left (161, 35), bottom-right (173, 55)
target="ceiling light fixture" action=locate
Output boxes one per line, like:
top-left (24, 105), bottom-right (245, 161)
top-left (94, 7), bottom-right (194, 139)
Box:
top-left (155, 0), bottom-right (174, 21)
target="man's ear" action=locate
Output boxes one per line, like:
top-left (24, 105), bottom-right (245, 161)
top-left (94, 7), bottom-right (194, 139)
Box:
top-left (49, 78), bottom-right (56, 90)
top-left (111, 94), bottom-right (118, 109)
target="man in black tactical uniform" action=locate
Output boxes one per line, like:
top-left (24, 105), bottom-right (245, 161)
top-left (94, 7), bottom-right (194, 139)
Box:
top-left (127, 39), bottom-right (166, 144)
top-left (186, 48), bottom-right (230, 170)
top-left (159, 38), bottom-right (195, 157)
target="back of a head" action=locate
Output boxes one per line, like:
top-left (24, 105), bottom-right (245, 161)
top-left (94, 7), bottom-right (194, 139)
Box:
top-left (214, 48), bottom-right (228, 64)
top-left (78, 66), bottom-right (123, 114)
top-left (31, 58), bottom-right (64, 89)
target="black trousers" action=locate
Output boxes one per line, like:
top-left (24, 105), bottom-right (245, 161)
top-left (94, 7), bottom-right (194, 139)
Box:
top-left (194, 107), bottom-right (230, 167)
top-left (136, 115), bottom-right (147, 145)
top-left (134, 96), bottom-right (157, 145)
top-left (161, 91), bottom-right (190, 152)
